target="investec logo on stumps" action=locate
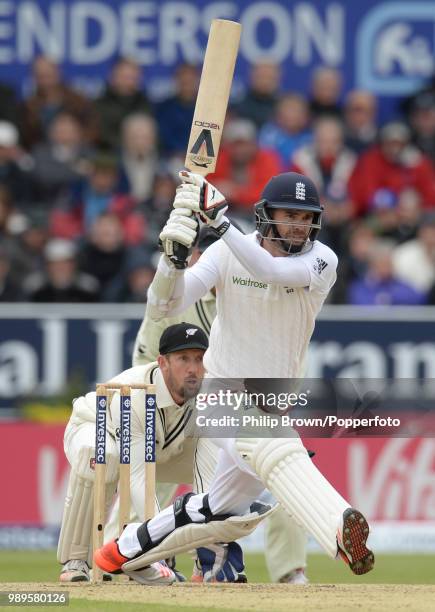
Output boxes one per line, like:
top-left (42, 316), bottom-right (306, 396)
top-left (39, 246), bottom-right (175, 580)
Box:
top-left (145, 395), bottom-right (156, 462)
top-left (96, 396), bottom-right (107, 464)
top-left (120, 396), bottom-right (131, 465)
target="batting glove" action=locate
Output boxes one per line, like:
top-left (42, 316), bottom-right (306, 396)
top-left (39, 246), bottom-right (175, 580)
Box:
top-left (174, 171), bottom-right (230, 235)
top-left (195, 542), bottom-right (247, 583)
top-left (159, 208), bottom-right (199, 269)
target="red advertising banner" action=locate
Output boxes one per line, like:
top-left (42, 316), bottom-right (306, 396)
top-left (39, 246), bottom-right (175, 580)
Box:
top-left (306, 437), bottom-right (435, 521)
top-left (0, 423), bottom-right (68, 525)
top-left (1, 424), bottom-right (435, 525)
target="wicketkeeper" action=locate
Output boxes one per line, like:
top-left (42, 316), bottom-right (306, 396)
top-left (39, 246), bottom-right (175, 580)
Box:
top-left (58, 322), bottom-right (218, 583)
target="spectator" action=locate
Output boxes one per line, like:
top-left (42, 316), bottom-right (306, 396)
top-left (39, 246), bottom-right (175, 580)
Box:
top-left (24, 239), bottom-right (100, 302)
top-left (155, 63), bottom-right (198, 157)
top-left (291, 117), bottom-right (357, 254)
top-left (31, 112), bottom-right (92, 206)
top-left (408, 92), bottom-right (435, 165)
top-left (291, 117), bottom-right (356, 197)
top-left (343, 90), bottom-right (378, 154)
top-left (427, 282), bottom-right (435, 305)
top-left (51, 153), bottom-right (145, 244)
top-left (393, 188), bottom-right (423, 243)
top-left (349, 122), bottom-right (435, 216)
top-left (0, 185), bottom-right (20, 250)
top-left (120, 114), bottom-right (159, 202)
top-left (140, 168), bottom-right (178, 242)
top-left (105, 247), bottom-right (155, 302)
top-left (0, 247), bottom-right (23, 301)
top-left (309, 67), bottom-right (342, 119)
top-left (0, 189), bottom-right (48, 283)
top-left (233, 61), bottom-right (281, 128)
top-left (348, 240), bottom-right (426, 305)
top-left (259, 93), bottom-right (312, 167)
top-left (392, 213), bottom-right (435, 294)
top-left (208, 118), bottom-right (282, 219)
top-left (11, 211), bottom-right (49, 283)
top-left (20, 55), bottom-right (97, 148)
top-left (0, 121), bottom-right (33, 208)
top-left (78, 213), bottom-right (128, 297)
top-left (401, 73), bottom-right (435, 118)
top-left (95, 57), bottom-right (151, 151)
top-left (0, 82), bottom-right (19, 126)
top-left (331, 222), bottom-right (376, 303)
top-left (369, 187), bottom-right (422, 243)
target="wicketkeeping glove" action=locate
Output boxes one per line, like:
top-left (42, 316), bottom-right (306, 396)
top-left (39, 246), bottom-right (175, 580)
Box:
top-left (195, 542), bottom-right (247, 583)
top-left (173, 171), bottom-right (230, 235)
top-left (159, 208), bottom-right (199, 269)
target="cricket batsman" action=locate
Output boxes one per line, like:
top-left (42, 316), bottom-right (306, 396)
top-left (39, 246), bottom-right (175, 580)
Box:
top-left (94, 171), bottom-right (374, 579)
top-left (129, 222), bottom-right (309, 583)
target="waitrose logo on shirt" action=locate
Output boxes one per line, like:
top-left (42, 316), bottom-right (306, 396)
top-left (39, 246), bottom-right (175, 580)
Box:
top-left (232, 276), bottom-right (268, 289)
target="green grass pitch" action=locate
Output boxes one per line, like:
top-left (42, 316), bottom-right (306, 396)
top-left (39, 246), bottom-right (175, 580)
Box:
top-left (0, 550), bottom-right (434, 584)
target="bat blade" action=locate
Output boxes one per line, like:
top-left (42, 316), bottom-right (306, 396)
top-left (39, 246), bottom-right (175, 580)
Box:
top-left (185, 19), bottom-right (241, 176)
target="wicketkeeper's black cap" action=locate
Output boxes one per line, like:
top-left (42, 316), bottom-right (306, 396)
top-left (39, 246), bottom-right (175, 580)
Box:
top-left (159, 322), bottom-right (209, 355)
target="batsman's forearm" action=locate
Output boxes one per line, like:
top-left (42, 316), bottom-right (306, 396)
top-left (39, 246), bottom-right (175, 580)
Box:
top-left (147, 255), bottom-right (184, 321)
top-left (132, 315), bottom-right (162, 366)
top-left (147, 255), bottom-right (209, 320)
top-left (222, 224), bottom-right (311, 286)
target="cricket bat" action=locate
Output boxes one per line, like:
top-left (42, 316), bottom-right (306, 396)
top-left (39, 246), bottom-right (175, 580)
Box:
top-left (185, 19), bottom-right (241, 176)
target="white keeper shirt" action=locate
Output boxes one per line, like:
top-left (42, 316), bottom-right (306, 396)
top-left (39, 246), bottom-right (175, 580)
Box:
top-left (109, 363), bottom-right (195, 464)
top-left (73, 362), bottom-right (194, 464)
top-left (165, 231), bottom-right (338, 379)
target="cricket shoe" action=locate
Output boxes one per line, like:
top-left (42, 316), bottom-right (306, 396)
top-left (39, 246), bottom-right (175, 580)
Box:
top-left (60, 559), bottom-right (90, 582)
top-left (337, 508), bottom-right (375, 575)
top-left (94, 540), bottom-right (175, 585)
top-left (190, 561), bottom-right (203, 583)
top-left (123, 561), bottom-right (176, 585)
top-left (279, 568), bottom-right (309, 585)
top-left (94, 540), bottom-right (129, 575)
top-left (164, 557), bottom-right (187, 582)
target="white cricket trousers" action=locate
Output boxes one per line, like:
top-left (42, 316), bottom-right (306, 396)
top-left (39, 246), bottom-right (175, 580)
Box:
top-left (197, 437), bottom-right (266, 514)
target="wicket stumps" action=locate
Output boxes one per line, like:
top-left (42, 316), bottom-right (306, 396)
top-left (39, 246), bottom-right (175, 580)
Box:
top-left (92, 382), bottom-right (157, 582)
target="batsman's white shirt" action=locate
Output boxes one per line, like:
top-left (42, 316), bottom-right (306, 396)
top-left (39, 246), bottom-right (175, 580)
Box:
top-left (156, 231), bottom-right (337, 379)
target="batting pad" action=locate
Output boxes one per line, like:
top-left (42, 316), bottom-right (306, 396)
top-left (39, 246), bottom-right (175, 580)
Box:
top-left (122, 502), bottom-right (276, 571)
top-left (57, 444), bottom-right (118, 566)
top-left (235, 437), bottom-right (349, 558)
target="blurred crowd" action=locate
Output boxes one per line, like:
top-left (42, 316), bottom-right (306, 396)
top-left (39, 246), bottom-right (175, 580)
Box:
top-left (0, 55), bottom-right (434, 305)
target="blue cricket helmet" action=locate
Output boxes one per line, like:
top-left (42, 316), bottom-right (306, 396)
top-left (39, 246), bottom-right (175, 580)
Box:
top-left (254, 172), bottom-right (323, 253)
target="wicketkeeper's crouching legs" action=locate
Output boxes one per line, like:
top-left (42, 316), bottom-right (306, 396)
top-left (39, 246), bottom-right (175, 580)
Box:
top-left (94, 435), bottom-right (374, 578)
top-left (58, 420), bottom-right (119, 581)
